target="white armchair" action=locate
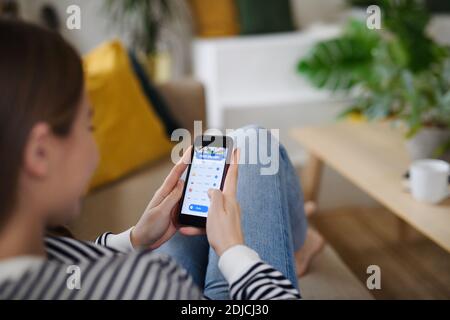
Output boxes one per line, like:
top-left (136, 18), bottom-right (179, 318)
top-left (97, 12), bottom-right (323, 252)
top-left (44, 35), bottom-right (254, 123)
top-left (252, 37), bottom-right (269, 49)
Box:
top-left (192, 24), bottom-right (345, 129)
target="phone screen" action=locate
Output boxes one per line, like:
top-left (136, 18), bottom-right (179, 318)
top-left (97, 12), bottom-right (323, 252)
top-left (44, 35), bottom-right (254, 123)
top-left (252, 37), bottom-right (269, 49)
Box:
top-left (180, 145), bottom-right (229, 218)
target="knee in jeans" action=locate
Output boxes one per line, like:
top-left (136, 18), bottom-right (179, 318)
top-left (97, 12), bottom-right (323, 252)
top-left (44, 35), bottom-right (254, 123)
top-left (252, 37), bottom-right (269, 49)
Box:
top-left (230, 124), bottom-right (285, 175)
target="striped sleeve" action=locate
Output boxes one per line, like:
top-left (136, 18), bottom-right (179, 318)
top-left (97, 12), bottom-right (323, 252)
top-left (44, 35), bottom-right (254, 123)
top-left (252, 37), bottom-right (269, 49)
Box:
top-left (45, 236), bottom-right (119, 264)
top-left (95, 229), bottom-right (134, 253)
top-left (65, 251), bottom-right (204, 300)
top-left (219, 245), bottom-right (300, 300)
top-left (95, 232), bottom-right (112, 246)
top-left (229, 262), bottom-right (300, 299)
top-left (2, 251), bottom-right (204, 300)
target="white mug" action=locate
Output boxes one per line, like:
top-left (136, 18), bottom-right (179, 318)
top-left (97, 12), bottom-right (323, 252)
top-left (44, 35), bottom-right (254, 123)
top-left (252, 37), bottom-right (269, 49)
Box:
top-left (410, 159), bottom-right (450, 204)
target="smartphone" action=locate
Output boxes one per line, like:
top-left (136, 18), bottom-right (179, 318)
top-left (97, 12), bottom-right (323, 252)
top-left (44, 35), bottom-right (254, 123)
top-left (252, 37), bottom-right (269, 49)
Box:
top-left (178, 135), bottom-right (234, 228)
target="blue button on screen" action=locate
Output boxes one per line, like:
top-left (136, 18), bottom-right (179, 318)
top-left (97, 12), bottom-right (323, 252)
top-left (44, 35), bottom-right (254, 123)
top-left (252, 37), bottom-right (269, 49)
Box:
top-left (189, 204), bottom-right (208, 213)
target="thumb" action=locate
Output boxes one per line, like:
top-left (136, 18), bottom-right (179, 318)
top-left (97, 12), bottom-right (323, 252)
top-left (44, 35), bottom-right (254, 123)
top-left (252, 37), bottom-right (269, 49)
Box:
top-left (159, 180), bottom-right (184, 211)
top-left (208, 189), bottom-right (224, 215)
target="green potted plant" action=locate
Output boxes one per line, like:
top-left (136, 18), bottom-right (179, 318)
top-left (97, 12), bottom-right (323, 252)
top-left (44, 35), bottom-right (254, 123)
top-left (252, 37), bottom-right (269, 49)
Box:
top-left (104, 0), bottom-right (190, 82)
top-left (297, 0), bottom-right (450, 160)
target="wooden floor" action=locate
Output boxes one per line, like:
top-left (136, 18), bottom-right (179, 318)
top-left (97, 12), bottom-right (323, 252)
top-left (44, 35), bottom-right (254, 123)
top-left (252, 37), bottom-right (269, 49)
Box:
top-left (310, 207), bottom-right (450, 299)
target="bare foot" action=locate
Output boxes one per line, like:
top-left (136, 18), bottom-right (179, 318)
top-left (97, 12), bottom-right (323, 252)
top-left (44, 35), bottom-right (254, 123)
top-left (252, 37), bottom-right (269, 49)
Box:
top-left (295, 228), bottom-right (325, 277)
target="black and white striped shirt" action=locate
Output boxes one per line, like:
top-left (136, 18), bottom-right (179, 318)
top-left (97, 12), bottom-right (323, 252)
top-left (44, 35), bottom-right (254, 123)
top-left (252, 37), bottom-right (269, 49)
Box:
top-left (0, 232), bottom-right (300, 300)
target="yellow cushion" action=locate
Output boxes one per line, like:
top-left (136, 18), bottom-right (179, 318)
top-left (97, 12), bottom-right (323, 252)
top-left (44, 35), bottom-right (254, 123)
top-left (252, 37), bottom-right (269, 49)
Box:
top-left (84, 41), bottom-right (173, 190)
top-left (189, 0), bottom-right (239, 37)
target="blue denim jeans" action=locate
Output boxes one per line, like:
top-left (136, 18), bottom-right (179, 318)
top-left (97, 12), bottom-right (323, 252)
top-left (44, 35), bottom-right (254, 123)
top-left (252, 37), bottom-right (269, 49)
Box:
top-left (154, 126), bottom-right (307, 299)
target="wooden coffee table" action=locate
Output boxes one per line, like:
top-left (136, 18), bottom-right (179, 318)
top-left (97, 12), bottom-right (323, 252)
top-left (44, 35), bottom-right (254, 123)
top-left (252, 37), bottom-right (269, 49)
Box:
top-left (291, 122), bottom-right (450, 253)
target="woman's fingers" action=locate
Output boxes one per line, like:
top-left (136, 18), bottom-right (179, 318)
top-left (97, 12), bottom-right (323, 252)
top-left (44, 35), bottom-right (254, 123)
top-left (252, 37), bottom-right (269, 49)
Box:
top-left (150, 222), bottom-right (177, 249)
top-left (159, 180), bottom-right (184, 211)
top-left (208, 188), bottom-right (225, 214)
top-left (206, 166), bottom-right (244, 256)
top-left (223, 148), bottom-right (240, 197)
top-left (162, 146), bottom-right (191, 193)
top-left (178, 182), bottom-right (230, 236)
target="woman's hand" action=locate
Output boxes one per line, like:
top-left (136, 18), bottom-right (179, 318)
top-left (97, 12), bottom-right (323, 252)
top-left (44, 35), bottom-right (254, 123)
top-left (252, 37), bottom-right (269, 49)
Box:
top-left (130, 147), bottom-right (202, 249)
top-left (206, 149), bottom-right (244, 256)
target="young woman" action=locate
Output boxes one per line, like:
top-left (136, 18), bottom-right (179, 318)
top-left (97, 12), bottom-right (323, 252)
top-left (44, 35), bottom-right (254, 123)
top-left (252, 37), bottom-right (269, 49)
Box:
top-left (0, 19), bottom-right (322, 300)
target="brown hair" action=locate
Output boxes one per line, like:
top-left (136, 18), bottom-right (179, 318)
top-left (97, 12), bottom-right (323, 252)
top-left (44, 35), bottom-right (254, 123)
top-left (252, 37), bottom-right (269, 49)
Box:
top-left (0, 19), bottom-right (84, 226)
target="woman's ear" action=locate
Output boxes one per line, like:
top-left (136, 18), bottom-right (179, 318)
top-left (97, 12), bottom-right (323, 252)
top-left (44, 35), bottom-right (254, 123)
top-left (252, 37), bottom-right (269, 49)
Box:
top-left (23, 122), bottom-right (53, 178)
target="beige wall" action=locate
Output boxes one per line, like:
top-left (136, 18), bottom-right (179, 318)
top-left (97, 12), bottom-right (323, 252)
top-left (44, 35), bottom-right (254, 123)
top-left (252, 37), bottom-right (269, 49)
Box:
top-left (19, 0), bottom-right (126, 54)
top-left (18, 0), bottom-right (192, 78)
